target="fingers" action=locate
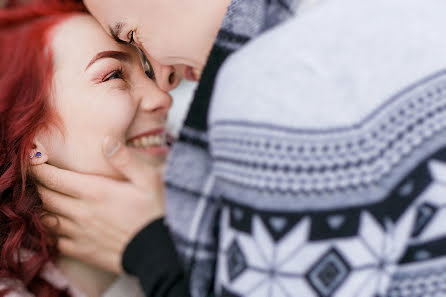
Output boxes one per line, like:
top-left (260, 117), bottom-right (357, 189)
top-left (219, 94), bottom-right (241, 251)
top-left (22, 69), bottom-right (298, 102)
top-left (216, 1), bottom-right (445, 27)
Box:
top-left (58, 238), bottom-right (123, 274)
top-left (38, 186), bottom-right (81, 219)
top-left (103, 136), bottom-right (160, 189)
top-left (41, 214), bottom-right (78, 238)
top-left (31, 164), bottom-right (87, 198)
top-left (32, 163), bottom-right (117, 201)
top-left (32, 138), bottom-right (161, 201)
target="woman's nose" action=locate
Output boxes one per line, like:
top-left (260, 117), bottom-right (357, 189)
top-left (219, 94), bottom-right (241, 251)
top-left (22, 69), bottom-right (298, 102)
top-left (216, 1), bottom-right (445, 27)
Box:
top-left (150, 58), bottom-right (182, 92)
top-left (140, 83), bottom-right (173, 115)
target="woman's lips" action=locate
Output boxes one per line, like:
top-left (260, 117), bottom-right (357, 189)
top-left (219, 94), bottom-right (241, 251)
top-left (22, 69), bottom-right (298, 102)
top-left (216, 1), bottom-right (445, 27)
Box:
top-left (131, 145), bottom-right (170, 156)
top-left (126, 129), bottom-right (176, 157)
top-left (127, 128), bottom-right (165, 143)
top-left (127, 129), bottom-right (168, 155)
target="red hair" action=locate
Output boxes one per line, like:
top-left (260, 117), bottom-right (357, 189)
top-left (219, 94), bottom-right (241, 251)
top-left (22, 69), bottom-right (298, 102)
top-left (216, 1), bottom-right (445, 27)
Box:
top-left (0, 1), bottom-right (86, 296)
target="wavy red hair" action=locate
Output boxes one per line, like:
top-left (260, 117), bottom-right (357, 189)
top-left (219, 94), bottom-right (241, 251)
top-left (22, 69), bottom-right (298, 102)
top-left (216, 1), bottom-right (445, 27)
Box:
top-left (0, 1), bottom-right (86, 296)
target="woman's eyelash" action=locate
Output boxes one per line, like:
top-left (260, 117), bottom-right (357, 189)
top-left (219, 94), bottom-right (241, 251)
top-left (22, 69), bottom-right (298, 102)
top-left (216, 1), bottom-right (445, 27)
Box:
top-left (103, 68), bottom-right (124, 82)
top-left (137, 48), bottom-right (156, 81)
top-left (144, 60), bottom-right (155, 80)
top-left (145, 69), bottom-right (155, 80)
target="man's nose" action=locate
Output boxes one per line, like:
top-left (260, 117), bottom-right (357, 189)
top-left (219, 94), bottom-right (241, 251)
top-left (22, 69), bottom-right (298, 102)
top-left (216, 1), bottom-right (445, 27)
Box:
top-left (150, 59), bottom-right (182, 92)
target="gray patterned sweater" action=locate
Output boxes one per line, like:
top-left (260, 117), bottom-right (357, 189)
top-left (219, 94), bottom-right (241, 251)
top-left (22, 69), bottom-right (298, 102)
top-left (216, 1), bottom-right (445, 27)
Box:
top-left (123, 0), bottom-right (446, 296)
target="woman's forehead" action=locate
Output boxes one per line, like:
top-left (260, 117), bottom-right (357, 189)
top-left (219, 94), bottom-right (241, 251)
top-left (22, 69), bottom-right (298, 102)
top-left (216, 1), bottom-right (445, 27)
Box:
top-left (50, 14), bottom-right (136, 68)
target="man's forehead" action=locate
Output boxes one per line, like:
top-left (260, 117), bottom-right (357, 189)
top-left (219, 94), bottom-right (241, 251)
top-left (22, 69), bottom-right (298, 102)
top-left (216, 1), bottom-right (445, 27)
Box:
top-left (109, 22), bottom-right (126, 43)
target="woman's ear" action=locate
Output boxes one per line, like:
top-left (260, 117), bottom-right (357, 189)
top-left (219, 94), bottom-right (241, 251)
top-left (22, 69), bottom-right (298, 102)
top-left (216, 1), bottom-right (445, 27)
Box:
top-left (29, 140), bottom-right (49, 165)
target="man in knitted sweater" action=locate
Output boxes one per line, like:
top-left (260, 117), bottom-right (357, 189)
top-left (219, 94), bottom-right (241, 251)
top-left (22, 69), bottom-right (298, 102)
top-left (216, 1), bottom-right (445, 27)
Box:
top-left (36, 0), bottom-right (446, 296)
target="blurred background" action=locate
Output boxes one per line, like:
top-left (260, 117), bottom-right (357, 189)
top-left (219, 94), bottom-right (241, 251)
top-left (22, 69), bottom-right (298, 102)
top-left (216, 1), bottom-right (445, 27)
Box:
top-left (168, 81), bottom-right (196, 137)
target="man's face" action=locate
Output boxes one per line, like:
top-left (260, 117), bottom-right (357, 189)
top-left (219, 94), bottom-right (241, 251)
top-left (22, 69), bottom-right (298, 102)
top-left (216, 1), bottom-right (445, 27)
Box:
top-left (84, 0), bottom-right (218, 80)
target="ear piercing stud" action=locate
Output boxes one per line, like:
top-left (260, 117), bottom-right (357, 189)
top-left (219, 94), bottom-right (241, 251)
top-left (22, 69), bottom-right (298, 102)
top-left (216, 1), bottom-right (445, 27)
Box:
top-left (30, 152), bottom-right (42, 159)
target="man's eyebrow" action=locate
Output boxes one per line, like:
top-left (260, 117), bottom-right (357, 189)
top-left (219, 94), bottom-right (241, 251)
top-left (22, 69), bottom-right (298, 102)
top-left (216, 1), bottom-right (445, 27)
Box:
top-left (109, 22), bottom-right (127, 44)
top-left (85, 50), bottom-right (131, 71)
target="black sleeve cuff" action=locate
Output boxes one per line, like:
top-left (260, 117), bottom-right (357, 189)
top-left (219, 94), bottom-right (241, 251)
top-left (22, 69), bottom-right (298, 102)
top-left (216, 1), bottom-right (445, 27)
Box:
top-left (122, 218), bottom-right (190, 297)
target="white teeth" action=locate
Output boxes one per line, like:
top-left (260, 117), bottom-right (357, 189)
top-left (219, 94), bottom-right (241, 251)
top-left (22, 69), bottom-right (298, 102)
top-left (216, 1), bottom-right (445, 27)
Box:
top-left (127, 134), bottom-right (166, 148)
top-left (141, 137), bottom-right (149, 146)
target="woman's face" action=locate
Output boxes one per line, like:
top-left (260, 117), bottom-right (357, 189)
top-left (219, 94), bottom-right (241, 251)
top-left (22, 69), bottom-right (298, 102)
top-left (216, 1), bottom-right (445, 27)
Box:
top-left (35, 14), bottom-right (173, 179)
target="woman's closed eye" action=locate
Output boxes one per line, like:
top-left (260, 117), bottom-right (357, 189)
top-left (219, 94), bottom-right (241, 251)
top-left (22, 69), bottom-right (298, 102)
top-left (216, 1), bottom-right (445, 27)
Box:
top-left (103, 68), bottom-right (124, 82)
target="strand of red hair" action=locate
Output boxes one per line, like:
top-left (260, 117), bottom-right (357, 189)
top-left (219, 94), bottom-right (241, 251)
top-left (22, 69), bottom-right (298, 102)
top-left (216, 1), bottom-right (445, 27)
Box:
top-left (0, 1), bottom-right (86, 296)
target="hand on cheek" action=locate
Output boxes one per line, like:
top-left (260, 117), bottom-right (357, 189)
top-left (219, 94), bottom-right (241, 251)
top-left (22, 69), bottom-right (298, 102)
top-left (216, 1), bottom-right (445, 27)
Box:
top-left (32, 136), bottom-right (165, 274)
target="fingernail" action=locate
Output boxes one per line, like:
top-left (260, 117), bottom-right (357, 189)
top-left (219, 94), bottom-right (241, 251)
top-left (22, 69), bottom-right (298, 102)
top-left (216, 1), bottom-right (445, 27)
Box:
top-left (103, 136), bottom-right (121, 157)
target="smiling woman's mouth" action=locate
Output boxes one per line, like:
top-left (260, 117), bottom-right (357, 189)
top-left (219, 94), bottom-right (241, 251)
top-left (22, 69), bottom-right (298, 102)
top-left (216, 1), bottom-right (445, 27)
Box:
top-left (127, 133), bottom-right (166, 148)
top-left (126, 130), bottom-right (175, 157)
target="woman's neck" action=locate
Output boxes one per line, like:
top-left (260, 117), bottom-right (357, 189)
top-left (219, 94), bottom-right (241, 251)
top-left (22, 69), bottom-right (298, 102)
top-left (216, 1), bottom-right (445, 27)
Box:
top-left (56, 256), bottom-right (116, 297)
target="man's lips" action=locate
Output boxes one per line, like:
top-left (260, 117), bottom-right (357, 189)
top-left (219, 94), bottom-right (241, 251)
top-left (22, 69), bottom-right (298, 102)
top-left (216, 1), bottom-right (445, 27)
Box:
top-left (166, 133), bottom-right (176, 147)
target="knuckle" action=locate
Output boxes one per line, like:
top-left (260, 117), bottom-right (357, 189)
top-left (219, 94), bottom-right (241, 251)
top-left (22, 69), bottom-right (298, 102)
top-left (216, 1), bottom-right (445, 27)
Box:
top-left (39, 190), bottom-right (56, 207)
top-left (37, 186), bottom-right (49, 200)
top-left (42, 214), bottom-right (59, 229)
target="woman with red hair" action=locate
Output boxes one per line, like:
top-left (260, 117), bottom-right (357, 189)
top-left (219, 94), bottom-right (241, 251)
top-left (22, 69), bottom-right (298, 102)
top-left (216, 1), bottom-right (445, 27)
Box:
top-left (0, 0), bottom-right (180, 296)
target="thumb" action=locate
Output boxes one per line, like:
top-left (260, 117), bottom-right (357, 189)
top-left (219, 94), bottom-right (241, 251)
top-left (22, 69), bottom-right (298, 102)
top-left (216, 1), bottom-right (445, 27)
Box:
top-left (103, 136), bottom-right (160, 189)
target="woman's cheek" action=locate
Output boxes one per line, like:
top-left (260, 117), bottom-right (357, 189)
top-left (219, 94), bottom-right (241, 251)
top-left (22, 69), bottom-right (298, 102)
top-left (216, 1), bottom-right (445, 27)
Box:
top-left (104, 93), bottom-right (136, 124)
top-left (98, 93), bottom-right (138, 138)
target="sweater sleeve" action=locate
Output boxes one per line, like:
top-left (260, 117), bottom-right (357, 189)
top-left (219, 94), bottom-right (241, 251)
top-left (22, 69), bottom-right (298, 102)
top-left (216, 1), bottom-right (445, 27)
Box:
top-left (122, 218), bottom-right (190, 297)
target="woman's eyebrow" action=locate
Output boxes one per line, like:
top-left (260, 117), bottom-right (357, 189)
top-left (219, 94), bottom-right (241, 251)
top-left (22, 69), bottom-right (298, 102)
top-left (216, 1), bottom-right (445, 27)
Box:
top-left (109, 22), bottom-right (126, 44)
top-left (85, 51), bottom-right (131, 71)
